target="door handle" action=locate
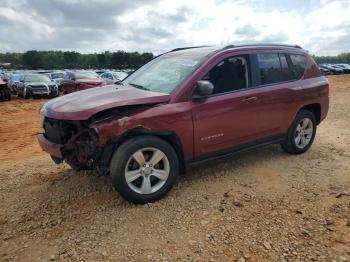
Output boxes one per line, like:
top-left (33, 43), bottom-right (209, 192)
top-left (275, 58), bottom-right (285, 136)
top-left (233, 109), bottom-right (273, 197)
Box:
top-left (242, 96), bottom-right (258, 103)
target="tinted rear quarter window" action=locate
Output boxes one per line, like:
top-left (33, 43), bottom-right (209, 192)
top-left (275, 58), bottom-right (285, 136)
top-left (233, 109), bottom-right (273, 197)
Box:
top-left (290, 54), bottom-right (307, 79)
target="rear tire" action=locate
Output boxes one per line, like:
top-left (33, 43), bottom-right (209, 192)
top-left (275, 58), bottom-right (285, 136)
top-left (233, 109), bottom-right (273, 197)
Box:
top-left (110, 136), bottom-right (179, 204)
top-left (281, 110), bottom-right (317, 154)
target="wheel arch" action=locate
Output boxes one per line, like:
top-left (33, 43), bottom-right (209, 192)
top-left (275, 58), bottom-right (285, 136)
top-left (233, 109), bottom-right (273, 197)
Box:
top-left (299, 103), bottom-right (321, 124)
top-left (106, 128), bottom-right (186, 174)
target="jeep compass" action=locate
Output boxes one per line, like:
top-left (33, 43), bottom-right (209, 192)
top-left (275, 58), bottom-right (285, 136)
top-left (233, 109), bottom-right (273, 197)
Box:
top-left (37, 45), bottom-right (329, 203)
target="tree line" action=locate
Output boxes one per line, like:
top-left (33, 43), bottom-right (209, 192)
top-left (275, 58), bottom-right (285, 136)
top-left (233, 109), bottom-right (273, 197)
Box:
top-left (1, 50), bottom-right (350, 70)
top-left (312, 53), bottom-right (350, 64)
top-left (0, 50), bottom-right (154, 70)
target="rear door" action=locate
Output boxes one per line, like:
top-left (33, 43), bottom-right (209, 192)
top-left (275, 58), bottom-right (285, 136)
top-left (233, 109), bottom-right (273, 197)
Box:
top-left (248, 52), bottom-right (299, 135)
top-left (192, 54), bottom-right (270, 157)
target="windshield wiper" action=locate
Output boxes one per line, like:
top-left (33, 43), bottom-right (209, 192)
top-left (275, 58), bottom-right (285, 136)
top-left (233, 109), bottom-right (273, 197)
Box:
top-left (114, 80), bottom-right (123, 85)
top-left (128, 83), bottom-right (150, 91)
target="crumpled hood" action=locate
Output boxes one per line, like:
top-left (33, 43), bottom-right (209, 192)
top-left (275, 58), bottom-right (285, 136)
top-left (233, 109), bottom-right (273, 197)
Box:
top-left (40, 84), bottom-right (170, 120)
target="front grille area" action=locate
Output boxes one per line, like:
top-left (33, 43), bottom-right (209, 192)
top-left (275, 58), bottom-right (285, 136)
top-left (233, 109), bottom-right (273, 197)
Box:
top-left (43, 118), bottom-right (78, 144)
top-left (31, 85), bottom-right (48, 93)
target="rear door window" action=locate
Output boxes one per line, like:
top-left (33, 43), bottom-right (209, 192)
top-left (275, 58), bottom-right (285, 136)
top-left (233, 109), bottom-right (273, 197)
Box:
top-left (257, 53), bottom-right (281, 85)
top-left (257, 53), bottom-right (296, 85)
top-left (290, 54), bottom-right (307, 79)
top-left (279, 54), bottom-right (294, 81)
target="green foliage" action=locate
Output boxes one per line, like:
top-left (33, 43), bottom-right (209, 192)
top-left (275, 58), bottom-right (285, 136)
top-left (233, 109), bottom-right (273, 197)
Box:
top-left (312, 53), bottom-right (350, 64)
top-left (4, 50), bottom-right (349, 69)
top-left (22, 50), bottom-right (43, 69)
top-left (0, 50), bottom-right (154, 70)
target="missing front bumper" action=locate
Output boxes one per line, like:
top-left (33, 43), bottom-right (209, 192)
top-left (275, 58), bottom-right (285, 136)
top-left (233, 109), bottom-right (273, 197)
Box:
top-left (37, 133), bottom-right (63, 159)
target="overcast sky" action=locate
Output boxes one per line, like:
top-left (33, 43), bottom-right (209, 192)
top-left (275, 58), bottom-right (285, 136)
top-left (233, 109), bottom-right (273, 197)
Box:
top-left (0, 0), bottom-right (349, 56)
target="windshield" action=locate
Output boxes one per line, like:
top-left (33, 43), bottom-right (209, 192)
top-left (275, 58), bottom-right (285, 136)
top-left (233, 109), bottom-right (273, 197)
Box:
top-left (11, 75), bottom-right (21, 81)
top-left (75, 71), bottom-right (99, 79)
top-left (122, 54), bottom-right (206, 94)
top-left (51, 72), bottom-right (64, 79)
top-left (113, 72), bottom-right (128, 80)
top-left (25, 74), bottom-right (51, 82)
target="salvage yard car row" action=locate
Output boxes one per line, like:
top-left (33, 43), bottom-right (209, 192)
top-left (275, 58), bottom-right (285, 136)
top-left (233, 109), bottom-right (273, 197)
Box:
top-left (0, 62), bottom-right (348, 101)
top-left (0, 69), bottom-right (130, 101)
top-left (319, 63), bottom-right (350, 75)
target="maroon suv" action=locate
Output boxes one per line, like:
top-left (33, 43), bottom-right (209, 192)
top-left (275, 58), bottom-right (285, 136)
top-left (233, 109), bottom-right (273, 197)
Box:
top-left (37, 45), bottom-right (329, 203)
top-left (62, 71), bottom-right (106, 94)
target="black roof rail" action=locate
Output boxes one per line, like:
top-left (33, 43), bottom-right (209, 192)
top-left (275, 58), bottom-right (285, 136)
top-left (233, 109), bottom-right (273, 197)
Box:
top-left (170, 46), bottom-right (211, 52)
top-left (223, 44), bottom-right (302, 49)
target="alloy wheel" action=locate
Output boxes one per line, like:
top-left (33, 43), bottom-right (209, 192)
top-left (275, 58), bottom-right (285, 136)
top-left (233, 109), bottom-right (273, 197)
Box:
top-left (124, 147), bottom-right (170, 194)
top-left (294, 118), bottom-right (314, 149)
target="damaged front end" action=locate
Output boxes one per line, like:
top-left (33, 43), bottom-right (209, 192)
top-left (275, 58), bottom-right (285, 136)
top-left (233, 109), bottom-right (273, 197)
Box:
top-left (39, 105), bottom-right (152, 175)
top-left (42, 117), bottom-right (104, 171)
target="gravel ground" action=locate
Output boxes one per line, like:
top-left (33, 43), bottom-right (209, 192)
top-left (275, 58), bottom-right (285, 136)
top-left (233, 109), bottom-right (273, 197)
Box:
top-left (0, 75), bottom-right (350, 262)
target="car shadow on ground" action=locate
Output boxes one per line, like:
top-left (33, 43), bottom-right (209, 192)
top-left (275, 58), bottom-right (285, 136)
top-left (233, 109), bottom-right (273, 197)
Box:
top-left (34, 143), bottom-right (285, 209)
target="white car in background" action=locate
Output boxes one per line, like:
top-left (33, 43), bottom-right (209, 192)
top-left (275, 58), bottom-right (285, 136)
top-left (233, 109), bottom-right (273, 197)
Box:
top-left (100, 71), bottom-right (128, 84)
top-left (45, 72), bottom-right (66, 91)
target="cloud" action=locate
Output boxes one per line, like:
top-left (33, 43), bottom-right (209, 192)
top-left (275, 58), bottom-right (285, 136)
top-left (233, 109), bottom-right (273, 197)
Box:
top-left (0, 0), bottom-right (349, 55)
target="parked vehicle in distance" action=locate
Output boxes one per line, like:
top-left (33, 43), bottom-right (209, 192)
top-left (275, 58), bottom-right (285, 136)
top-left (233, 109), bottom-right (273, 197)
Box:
top-left (0, 79), bottom-right (11, 101)
top-left (37, 44), bottom-right (329, 203)
top-left (320, 64), bottom-right (343, 75)
top-left (335, 64), bottom-right (350, 73)
top-left (319, 66), bottom-right (331, 75)
top-left (45, 72), bottom-right (66, 92)
top-left (96, 70), bottom-right (108, 75)
top-left (16, 74), bottom-right (59, 99)
top-left (8, 73), bottom-right (22, 94)
top-left (100, 71), bottom-right (128, 84)
top-left (62, 71), bottom-right (106, 94)
top-left (123, 69), bottom-right (135, 75)
top-left (0, 72), bottom-right (9, 82)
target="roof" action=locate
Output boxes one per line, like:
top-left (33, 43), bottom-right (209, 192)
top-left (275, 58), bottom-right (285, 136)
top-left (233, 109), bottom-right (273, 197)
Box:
top-left (167, 44), bottom-right (304, 56)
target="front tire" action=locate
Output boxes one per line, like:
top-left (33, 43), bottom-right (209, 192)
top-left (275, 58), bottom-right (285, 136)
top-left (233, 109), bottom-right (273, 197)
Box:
top-left (49, 91), bottom-right (59, 98)
top-left (23, 89), bottom-right (30, 99)
top-left (281, 110), bottom-right (317, 154)
top-left (110, 136), bottom-right (179, 204)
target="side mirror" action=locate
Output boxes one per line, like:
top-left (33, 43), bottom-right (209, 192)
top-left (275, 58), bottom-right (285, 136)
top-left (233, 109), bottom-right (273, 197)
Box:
top-left (192, 80), bottom-right (214, 100)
